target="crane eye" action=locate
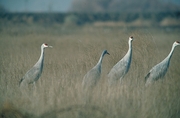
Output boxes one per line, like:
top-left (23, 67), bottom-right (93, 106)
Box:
top-left (130, 36), bottom-right (133, 39)
top-left (44, 43), bottom-right (48, 46)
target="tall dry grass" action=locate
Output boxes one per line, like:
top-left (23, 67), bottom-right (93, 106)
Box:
top-left (0, 24), bottom-right (180, 118)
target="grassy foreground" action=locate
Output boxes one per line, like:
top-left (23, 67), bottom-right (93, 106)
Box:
top-left (0, 24), bottom-right (180, 118)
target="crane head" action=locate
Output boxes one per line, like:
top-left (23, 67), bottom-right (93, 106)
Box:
top-left (174, 41), bottom-right (180, 46)
top-left (42, 43), bottom-right (53, 48)
top-left (129, 36), bottom-right (134, 42)
top-left (103, 50), bottom-right (110, 55)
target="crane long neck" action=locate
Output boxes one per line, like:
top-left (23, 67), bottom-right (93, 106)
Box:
top-left (127, 40), bottom-right (132, 57)
top-left (96, 52), bottom-right (105, 69)
top-left (35, 47), bottom-right (44, 67)
top-left (165, 44), bottom-right (176, 62)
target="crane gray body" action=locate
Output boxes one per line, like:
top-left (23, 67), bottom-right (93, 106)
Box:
top-left (19, 63), bottom-right (44, 86)
top-left (145, 41), bottom-right (180, 86)
top-left (82, 50), bottom-right (110, 90)
top-left (108, 36), bottom-right (133, 86)
top-left (82, 66), bottom-right (101, 89)
top-left (19, 43), bottom-right (52, 87)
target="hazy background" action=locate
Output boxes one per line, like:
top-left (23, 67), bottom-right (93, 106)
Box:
top-left (0, 0), bottom-right (180, 27)
top-left (0, 0), bottom-right (180, 13)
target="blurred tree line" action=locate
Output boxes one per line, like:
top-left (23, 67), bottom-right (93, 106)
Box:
top-left (0, 0), bottom-right (180, 26)
top-left (1, 12), bottom-right (179, 26)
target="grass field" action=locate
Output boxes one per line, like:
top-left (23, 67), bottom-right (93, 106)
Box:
top-left (0, 23), bottom-right (180, 118)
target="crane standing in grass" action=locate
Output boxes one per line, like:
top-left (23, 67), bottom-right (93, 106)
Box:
top-left (145, 41), bottom-right (180, 86)
top-left (108, 36), bottom-right (134, 86)
top-left (19, 43), bottom-right (52, 88)
top-left (82, 50), bottom-right (110, 91)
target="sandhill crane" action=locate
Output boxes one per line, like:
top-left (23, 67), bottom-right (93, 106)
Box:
top-left (19, 43), bottom-right (52, 88)
top-left (145, 41), bottom-right (180, 86)
top-left (108, 36), bottom-right (134, 86)
top-left (82, 50), bottom-right (110, 91)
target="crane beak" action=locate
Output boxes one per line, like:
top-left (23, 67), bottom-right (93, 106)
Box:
top-left (107, 52), bottom-right (110, 55)
top-left (49, 46), bottom-right (53, 48)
